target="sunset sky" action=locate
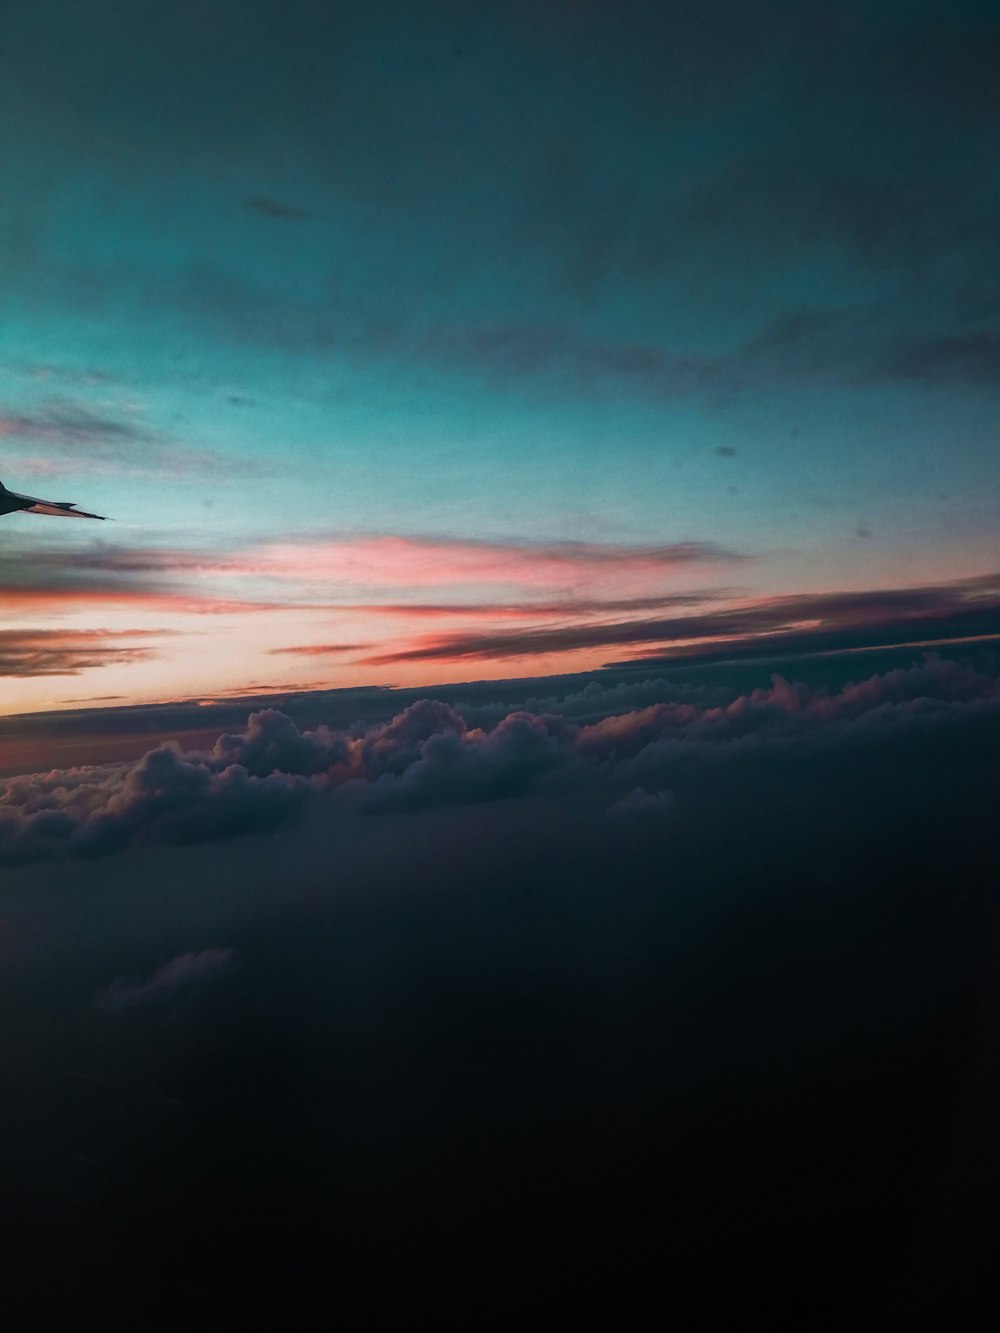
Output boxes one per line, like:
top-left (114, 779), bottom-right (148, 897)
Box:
top-left (2, 0), bottom-right (999, 715)
top-left (5, 7), bottom-right (1000, 1323)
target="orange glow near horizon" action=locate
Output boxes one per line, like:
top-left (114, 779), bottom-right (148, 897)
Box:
top-left (2, 528), bottom-right (997, 719)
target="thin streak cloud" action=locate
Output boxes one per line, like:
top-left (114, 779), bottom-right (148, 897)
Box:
top-left (363, 576), bottom-right (1000, 665)
top-left (0, 629), bottom-right (168, 678)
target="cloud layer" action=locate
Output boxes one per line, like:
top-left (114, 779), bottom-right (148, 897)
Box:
top-left (366, 576), bottom-right (1000, 665)
top-left (3, 653), bottom-right (997, 866)
top-left (0, 531), bottom-right (733, 623)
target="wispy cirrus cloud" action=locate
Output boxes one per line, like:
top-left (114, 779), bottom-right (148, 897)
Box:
top-left (0, 400), bottom-right (266, 479)
top-left (267, 643), bottom-right (373, 656)
top-left (0, 628), bottom-right (167, 677)
top-left (223, 534), bottom-right (740, 595)
top-left (0, 405), bottom-right (151, 447)
top-left (336, 594), bottom-right (722, 619)
top-left (2, 534), bottom-right (738, 600)
top-left (885, 331), bottom-right (1000, 386)
top-left (0, 533), bottom-right (738, 649)
top-left (0, 587), bottom-right (304, 616)
top-left (363, 575), bottom-right (1000, 666)
top-left (0, 542), bottom-right (293, 616)
top-left (416, 320), bottom-right (723, 396)
top-left (243, 195), bottom-right (310, 221)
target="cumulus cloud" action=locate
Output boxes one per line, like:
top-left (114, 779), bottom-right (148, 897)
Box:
top-left (347, 704), bottom-right (571, 812)
top-left (455, 674), bottom-right (727, 729)
top-left (2, 655), bottom-right (998, 866)
top-left (605, 787), bottom-right (675, 822)
top-left (95, 948), bottom-right (239, 1015)
top-left (0, 735), bottom-right (317, 864)
top-left (210, 708), bottom-right (351, 778)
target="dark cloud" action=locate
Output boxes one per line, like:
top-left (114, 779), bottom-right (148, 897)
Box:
top-left (243, 196), bottom-right (310, 221)
top-left (454, 673), bottom-right (727, 730)
top-left (340, 594), bottom-right (720, 619)
top-left (457, 305), bottom-right (930, 405)
top-left (3, 652), bottom-right (997, 865)
top-left (95, 947), bottom-right (239, 1014)
top-left (29, 546), bottom-right (206, 575)
top-left (0, 733), bottom-right (316, 864)
top-left (734, 307), bottom-right (874, 383)
top-left (19, 252), bottom-right (1000, 404)
top-left (885, 331), bottom-right (1000, 386)
top-left (0, 532), bottom-right (737, 627)
top-left (209, 708), bottom-right (350, 778)
top-left (4, 535), bottom-right (733, 583)
top-left (0, 405), bottom-right (151, 446)
top-left (385, 534), bottom-right (738, 566)
top-left (730, 306), bottom-right (1000, 391)
top-left (744, 309), bottom-right (853, 354)
top-left (267, 644), bottom-right (373, 656)
top-left (0, 539), bottom-right (332, 614)
top-left (0, 541), bottom-right (198, 599)
top-left (5, 654), bottom-right (998, 1326)
top-left (0, 401), bottom-right (261, 477)
top-left (365, 576), bottom-right (1000, 666)
top-left (347, 702), bottom-right (571, 813)
top-left (0, 628), bottom-right (164, 677)
top-left (417, 320), bottom-right (722, 396)
top-left (575, 656), bottom-right (1000, 776)
top-left (0, 671), bottom-right (724, 778)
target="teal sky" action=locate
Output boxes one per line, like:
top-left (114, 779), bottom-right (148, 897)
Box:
top-left (2, 1), bottom-right (999, 712)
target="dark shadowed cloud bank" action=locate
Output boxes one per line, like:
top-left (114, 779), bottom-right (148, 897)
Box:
top-left (3, 643), bottom-right (999, 1330)
top-left (3, 652), bottom-right (997, 866)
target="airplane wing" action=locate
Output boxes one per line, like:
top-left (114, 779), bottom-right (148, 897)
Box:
top-left (0, 484), bottom-right (106, 521)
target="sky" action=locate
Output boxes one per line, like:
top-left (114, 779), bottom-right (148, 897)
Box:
top-left (2, 0), bottom-right (999, 717)
top-left (4, 7), bottom-right (1000, 1320)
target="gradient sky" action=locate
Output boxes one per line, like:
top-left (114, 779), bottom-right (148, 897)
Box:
top-left (2, 0), bottom-right (999, 715)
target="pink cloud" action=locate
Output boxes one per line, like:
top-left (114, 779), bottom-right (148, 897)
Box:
top-left (0, 628), bottom-right (168, 677)
top-left (360, 576), bottom-right (1000, 666)
top-left (337, 594), bottom-right (715, 620)
top-left (3, 655), bottom-right (997, 864)
top-left (0, 587), bottom-right (300, 615)
top-left (219, 535), bottom-right (738, 595)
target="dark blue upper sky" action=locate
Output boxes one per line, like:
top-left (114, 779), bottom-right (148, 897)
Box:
top-left (2, 1), bottom-right (999, 709)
